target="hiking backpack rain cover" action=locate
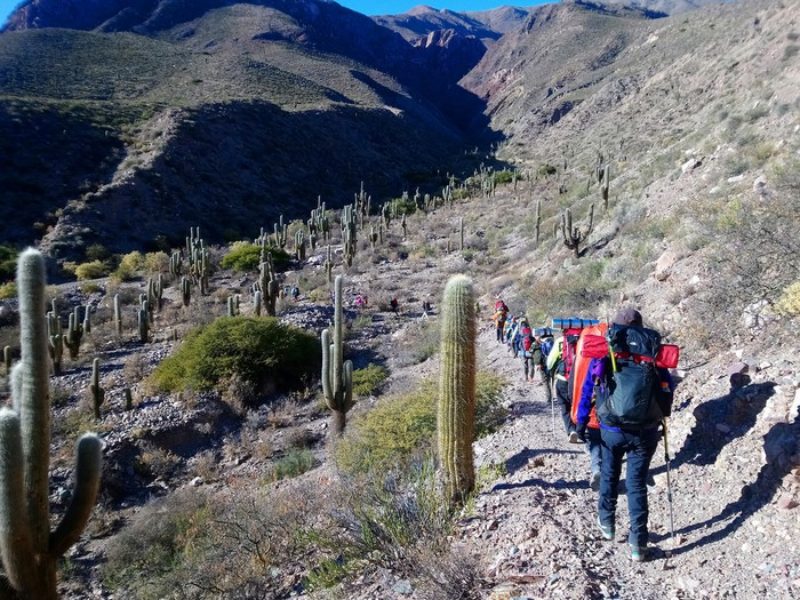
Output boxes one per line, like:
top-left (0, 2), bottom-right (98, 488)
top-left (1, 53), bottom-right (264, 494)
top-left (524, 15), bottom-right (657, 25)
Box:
top-left (597, 324), bottom-right (664, 428)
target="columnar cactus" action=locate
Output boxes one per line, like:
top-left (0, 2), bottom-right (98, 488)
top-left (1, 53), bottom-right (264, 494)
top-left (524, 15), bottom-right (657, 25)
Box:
top-left (82, 305), bottom-right (91, 334)
top-left (227, 296), bottom-right (237, 317)
top-left (3, 345), bottom-right (10, 375)
top-left (181, 277), bottom-right (191, 307)
top-left (601, 164), bottom-right (610, 211)
top-left (459, 217), bottom-right (465, 251)
top-left (64, 307), bottom-right (83, 360)
top-left (46, 312), bottom-right (63, 375)
top-left (169, 251), bottom-right (183, 277)
top-left (138, 307), bottom-right (149, 343)
top-left (90, 358), bottom-right (105, 420)
top-left (0, 249), bottom-right (102, 599)
top-left (148, 275), bottom-right (163, 312)
top-left (295, 230), bottom-right (306, 262)
top-left (258, 257), bottom-right (279, 317)
top-left (253, 290), bottom-right (262, 317)
top-left (401, 214), bottom-right (408, 239)
top-left (113, 294), bottom-right (122, 337)
top-left (437, 274), bottom-right (476, 507)
top-left (324, 245), bottom-right (333, 284)
top-left (321, 275), bottom-right (354, 435)
top-left (535, 200), bottom-right (542, 246)
top-left (124, 388), bottom-right (133, 411)
top-left (560, 204), bottom-right (594, 258)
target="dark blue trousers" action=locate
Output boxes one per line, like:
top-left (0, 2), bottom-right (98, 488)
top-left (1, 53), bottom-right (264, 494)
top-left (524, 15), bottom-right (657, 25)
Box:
top-left (598, 427), bottom-right (660, 547)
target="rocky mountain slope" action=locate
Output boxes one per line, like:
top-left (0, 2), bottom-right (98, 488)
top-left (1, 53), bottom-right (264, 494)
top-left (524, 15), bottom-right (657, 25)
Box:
top-left (0, 0), bottom-right (488, 259)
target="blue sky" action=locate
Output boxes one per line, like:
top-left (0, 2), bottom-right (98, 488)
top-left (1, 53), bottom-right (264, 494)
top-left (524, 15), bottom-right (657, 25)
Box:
top-left (0, 1), bottom-right (550, 25)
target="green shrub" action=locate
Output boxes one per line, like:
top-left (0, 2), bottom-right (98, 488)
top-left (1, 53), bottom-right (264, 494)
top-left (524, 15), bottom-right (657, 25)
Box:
top-left (0, 281), bottom-right (16, 299)
top-left (144, 251), bottom-right (169, 273)
top-left (85, 243), bottom-right (110, 261)
top-left (0, 245), bottom-right (17, 282)
top-left (351, 364), bottom-right (389, 397)
top-left (335, 373), bottom-right (505, 475)
top-left (390, 197), bottom-right (417, 216)
top-left (221, 242), bottom-right (290, 272)
top-left (494, 169), bottom-right (515, 185)
top-left (268, 448), bottom-right (315, 482)
top-left (74, 259), bottom-right (111, 280)
top-left (151, 316), bottom-right (320, 395)
top-left (113, 251), bottom-right (145, 281)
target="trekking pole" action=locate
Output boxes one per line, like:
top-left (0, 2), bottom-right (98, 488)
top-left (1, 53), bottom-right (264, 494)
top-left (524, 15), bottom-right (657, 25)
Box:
top-left (662, 418), bottom-right (676, 559)
top-left (549, 376), bottom-right (556, 439)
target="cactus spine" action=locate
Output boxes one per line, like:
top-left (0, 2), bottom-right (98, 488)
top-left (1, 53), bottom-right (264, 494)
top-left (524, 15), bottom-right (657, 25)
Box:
top-left (0, 249), bottom-right (102, 599)
top-left (90, 358), bottom-right (105, 420)
top-left (437, 274), bottom-right (476, 507)
top-left (321, 275), bottom-right (354, 435)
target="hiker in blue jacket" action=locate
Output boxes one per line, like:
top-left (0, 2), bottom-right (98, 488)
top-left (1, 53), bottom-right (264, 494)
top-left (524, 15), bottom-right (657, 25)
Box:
top-left (593, 308), bottom-right (674, 562)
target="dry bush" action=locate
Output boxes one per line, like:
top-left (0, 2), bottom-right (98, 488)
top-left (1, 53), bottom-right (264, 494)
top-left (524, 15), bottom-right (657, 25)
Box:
top-left (134, 443), bottom-right (181, 480)
top-left (123, 352), bottom-right (147, 385)
top-left (191, 450), bottom-right (218, 482)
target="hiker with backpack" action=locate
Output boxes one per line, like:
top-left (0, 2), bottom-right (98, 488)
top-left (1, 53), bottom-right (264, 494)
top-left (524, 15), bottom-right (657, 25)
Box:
top-left (518, 318), bottom-right (536, 382)
top-left (546, 332), bottom-right (580, 441)
top-left (493, 299), bottom-right (508, 343)
top-left (588, 308), bottom-right (675, 562)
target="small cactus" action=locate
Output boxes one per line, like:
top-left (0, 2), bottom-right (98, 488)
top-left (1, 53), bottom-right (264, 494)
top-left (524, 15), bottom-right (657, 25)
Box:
top-left (181, 276), bottom-right (191, 307)
top-left (437, 274), bottom-right (476, 507)
top-left (113, 294), bottom-right (122, 337)
top-left (46, 312), bottom-right (63, 375)
top-left (64, 307), bottom-right (83, 360)
top-left (124, 388), bottom-right (134, 411)
top-left (90, 358), bottom-right (105, 420)
top-left (2, 345), bottom-right (10, 375)
top-left (138, 307), bottom-right (149, 343)
top-left (253, 290), bottom-right (262, 317)
top-left (321, 275), bottom-right (354, 435)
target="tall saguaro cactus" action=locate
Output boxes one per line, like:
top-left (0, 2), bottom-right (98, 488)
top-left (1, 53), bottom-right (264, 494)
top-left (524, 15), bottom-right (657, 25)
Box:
top-left (437, 274), bottom-right (476, 507)
top-left (560, 204), bottom-right (594, 258)
top-left (0, 249), bottom-right (102, 599)
top-left (321, 275), bottom-right (354, 435)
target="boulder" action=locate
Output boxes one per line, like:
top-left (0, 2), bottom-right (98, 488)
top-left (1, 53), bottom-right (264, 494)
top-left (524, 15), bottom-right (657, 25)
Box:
top-left (654, 250), bottom-right (678, 282)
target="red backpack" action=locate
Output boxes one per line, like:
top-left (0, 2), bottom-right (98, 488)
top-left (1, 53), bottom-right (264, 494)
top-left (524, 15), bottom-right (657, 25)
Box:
top-left (520, 325), bottom-right (533, 351)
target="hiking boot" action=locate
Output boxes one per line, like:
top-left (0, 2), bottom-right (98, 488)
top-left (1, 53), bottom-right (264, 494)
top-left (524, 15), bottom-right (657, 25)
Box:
top-left (568, 431), bottom-right (582, 444)
top-left (590, 471), bottom-right (601, 492)
top-left (630, 544), bottom-right (648, 562)
top-left (597, 517), bottom-right (614, 541)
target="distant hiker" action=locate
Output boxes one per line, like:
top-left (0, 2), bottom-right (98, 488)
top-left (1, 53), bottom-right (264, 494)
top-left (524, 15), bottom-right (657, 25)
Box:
top-left (505, 315), bottom-right (518, 354)
top-left (354, 294), bottom-right (365, 308)
top-left (519, 318), bottom-right (536, 381)
top-left (292, 286), bottom-right (300, 302)
top-left (493, 299), bottom-right (509, 343)
top-left (593, 308), bottom-right (675, 562)
top-left (390, 297), bottom-right (399, 314)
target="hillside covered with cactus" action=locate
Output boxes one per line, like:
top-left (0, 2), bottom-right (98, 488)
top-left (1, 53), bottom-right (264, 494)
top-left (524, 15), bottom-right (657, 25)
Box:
top-left (0, 0), bottom-right (800, 598)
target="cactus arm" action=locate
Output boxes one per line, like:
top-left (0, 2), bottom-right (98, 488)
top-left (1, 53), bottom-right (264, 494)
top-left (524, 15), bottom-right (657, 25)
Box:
top-left (343, 360), bottom-right (354, 412)
top-left (49, 434), bottom-right (102, 557)
top-left (321, 330), bottom-right (333, 407)
top-left (332, 276), bottom-right (343, 399)
top-left (0, 409), bottom-right (35, 592)
top-left (16, 249), bottom-right (50, 552)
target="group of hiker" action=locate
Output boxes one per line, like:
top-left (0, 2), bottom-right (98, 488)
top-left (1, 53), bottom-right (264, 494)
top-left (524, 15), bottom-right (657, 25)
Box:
top-left (492, 299), bottom-right (678, 562)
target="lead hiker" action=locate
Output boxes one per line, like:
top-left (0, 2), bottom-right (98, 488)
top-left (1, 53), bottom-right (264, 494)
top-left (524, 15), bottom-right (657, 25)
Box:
top-left (493, 298), bottom-right (508, 343)
top-left (592, 308), bottom-right (675, 562)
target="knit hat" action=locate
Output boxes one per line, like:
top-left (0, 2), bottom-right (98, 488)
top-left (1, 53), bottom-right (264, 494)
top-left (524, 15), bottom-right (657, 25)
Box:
top-left (613, 308), bottom-right (643, 327)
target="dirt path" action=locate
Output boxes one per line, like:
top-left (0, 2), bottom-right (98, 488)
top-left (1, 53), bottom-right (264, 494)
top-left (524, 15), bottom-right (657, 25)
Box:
top-left (459, 326), bottom-right (799, 600)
